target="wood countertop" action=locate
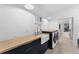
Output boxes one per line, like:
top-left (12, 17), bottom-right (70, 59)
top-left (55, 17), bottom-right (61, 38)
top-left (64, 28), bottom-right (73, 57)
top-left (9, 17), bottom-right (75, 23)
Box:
top-left (0, 35), bottom-right (41, 53)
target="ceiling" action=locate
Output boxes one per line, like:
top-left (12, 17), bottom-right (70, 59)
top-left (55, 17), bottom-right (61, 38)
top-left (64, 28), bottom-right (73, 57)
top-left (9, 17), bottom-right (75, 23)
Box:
top-left (31, 4), bottom-right (79, 17)
top-left (1, 4), bottom-right (79, 18)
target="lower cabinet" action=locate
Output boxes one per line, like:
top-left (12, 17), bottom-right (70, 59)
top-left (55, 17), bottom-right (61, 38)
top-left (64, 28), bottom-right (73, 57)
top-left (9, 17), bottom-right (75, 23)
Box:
top-left (3, 38), bottom-right (41, 54)
top-left (24, 39), bottom-right (41, 54)
top-left (3, 38), bottom-right (48, 54)
top-left (40, 41), bottom-right (48, 54)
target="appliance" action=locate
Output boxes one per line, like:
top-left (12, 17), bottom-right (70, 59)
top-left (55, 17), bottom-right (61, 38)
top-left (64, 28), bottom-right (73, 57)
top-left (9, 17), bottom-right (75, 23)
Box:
top-left (41, 34), bottom-right (49, 53)
top-left (52, 32), bottom-right (57, 48)
top-left (42, 30), bottom-right (59, 49)
top-left (41, 34), bottom-right (49, 44)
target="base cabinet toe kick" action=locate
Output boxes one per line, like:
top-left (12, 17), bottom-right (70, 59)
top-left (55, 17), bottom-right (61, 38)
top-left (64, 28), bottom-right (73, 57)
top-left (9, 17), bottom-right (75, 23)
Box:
top-left (3, 38), bottom-right (49, 54)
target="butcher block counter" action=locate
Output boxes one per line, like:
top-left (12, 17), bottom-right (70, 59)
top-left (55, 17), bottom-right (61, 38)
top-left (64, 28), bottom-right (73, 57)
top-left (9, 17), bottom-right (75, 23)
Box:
top-left (0, 35), bottom-right (41, 54)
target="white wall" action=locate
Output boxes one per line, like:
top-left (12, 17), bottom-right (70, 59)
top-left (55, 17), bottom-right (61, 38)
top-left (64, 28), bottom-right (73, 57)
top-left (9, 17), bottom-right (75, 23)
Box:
top-left (0, 5), bottom-right (36, 41)
top-left (48, 20), bottom-right (59, 30)
top-left (52, 7), bottom-right (79, 46)
top-left (41, 18), bottom-right (59, 31)
top-left (41, 19), bottom-right (49, 31)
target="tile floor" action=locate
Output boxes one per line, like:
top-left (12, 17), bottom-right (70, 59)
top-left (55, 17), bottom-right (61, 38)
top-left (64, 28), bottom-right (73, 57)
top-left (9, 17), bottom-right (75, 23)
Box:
top-left (45, 32), bottom-right (79, 54)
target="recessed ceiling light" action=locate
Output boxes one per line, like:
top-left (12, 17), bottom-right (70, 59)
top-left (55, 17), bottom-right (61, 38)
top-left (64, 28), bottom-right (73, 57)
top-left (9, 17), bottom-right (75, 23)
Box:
top-left (24, 4), bottom-right (34, 10)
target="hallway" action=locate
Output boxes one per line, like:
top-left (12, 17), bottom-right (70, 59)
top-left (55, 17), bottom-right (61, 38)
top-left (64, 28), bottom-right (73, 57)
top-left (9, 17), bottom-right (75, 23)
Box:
top-left (45, 32), bottom-right (79, 54)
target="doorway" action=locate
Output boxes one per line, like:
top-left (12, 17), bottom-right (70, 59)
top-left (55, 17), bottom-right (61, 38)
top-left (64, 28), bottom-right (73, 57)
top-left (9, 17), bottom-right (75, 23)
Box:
top-left (63, 17), bottom-right (73, 40)
top-left (64, 23), bottom-right (69, 32)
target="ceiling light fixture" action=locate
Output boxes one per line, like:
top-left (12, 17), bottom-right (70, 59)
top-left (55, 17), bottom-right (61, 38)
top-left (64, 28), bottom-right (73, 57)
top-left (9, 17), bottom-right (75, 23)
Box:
top-left (24, 4), bottom-right (34, 10)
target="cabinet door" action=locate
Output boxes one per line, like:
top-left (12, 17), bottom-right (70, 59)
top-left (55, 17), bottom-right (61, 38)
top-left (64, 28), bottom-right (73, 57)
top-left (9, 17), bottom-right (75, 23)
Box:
top-left (24, 38), bottom-right (41, 54)
top-left (24, 45), bottom-right (41, 54)
top-left (40, 41), bottom-right (48, 54)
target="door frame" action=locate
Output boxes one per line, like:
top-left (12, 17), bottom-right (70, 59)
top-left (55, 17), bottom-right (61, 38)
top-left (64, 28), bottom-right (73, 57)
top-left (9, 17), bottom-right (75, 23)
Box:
top-left (64, 17), bottom-right (74, 40)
